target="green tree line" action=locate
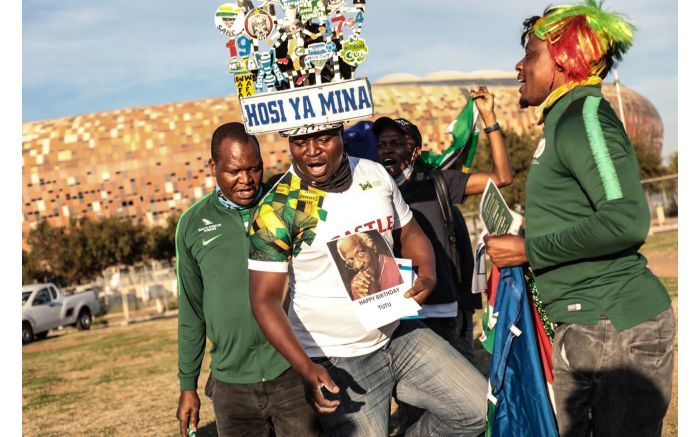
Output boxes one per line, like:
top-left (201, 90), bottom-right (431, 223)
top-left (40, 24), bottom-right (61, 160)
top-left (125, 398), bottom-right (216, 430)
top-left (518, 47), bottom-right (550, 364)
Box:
top-left (22, 215), bottom-right (179, 287)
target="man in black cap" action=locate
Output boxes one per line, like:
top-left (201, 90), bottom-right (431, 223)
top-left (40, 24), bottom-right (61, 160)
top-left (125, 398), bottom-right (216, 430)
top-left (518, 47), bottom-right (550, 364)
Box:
top-left (373, 86), bottom-right (512, 356)
top-left (373, 86), bottom-right (512, 430)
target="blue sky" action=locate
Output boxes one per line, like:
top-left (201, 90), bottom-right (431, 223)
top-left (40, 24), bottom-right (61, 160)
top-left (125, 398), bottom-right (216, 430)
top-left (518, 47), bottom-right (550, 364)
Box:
top-left (22, 0), bottom-right (678, 157)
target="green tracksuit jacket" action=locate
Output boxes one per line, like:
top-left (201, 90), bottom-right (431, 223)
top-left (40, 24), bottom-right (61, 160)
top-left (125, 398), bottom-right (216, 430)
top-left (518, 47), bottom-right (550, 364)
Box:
top-left (177, 192), bottom-right (289, 390)
top-left (524, 85), bottom-right (670, 331)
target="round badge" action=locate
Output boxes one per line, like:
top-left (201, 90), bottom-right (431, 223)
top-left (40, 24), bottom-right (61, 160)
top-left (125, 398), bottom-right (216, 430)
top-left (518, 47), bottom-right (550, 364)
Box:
top-left (244, 8), bottom-right (275, 41)
top-left (215, 4), bottom-right (245, 37)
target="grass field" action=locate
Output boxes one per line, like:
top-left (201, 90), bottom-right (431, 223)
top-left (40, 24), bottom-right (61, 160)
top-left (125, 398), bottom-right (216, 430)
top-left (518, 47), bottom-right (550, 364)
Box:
top-left (22, 231), bottom-right (679, 436)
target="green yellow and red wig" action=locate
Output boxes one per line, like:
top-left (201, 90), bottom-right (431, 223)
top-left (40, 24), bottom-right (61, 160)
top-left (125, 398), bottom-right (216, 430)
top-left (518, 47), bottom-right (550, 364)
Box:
top-left (523, 0), bottom-right (636, 81)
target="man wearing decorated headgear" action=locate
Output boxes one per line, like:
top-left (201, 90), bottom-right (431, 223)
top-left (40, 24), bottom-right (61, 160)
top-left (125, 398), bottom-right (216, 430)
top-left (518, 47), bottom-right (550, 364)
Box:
top-left (248, 122), bottom-right (488, 436)
top-left (484, 1), bottom-right (674, 435)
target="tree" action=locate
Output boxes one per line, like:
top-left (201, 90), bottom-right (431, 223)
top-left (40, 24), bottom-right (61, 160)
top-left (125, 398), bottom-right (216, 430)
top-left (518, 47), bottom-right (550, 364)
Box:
top-left (632, 139), bottom-right (664, 179)
top-left (665, 151), bottom-right (678, 175)
top-left (23, 216), bottom-right (152, 286)
top-left (462, 128), bottom-right (540, 213)
top-left (23, 249), bottom-right (47, 285)
top-left (147, 213), bottom-right (179, 263)
top-left (25, 220), bottom-right (73, 286)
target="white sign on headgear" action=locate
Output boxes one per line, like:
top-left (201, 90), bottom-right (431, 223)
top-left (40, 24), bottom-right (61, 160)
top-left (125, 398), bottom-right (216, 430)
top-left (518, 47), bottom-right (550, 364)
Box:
top-left (240, 77), bottom-right (373, 134)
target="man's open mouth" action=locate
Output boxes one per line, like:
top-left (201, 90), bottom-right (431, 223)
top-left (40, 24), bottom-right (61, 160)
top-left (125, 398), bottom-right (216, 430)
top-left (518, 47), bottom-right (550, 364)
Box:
top-left (307, 161), bottom-right (327, 177)
top-left (382, 157), bottom-right (397, 167)
top-left (236, 187), bottom-right (256, 198)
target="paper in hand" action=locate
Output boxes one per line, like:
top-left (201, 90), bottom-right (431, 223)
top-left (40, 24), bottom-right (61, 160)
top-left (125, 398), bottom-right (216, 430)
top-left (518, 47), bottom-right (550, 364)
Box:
top-left (479, 178), bottom-right (522, 236)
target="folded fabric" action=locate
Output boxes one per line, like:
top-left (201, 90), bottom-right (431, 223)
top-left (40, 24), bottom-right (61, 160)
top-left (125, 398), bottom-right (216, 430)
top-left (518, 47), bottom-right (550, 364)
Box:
top-left (486, 266), bottom-right (558, 437)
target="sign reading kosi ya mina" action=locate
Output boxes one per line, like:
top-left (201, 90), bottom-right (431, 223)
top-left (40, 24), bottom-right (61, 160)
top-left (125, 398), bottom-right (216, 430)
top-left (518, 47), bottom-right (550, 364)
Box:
top-left (240, 78), bottom-right (373, 134)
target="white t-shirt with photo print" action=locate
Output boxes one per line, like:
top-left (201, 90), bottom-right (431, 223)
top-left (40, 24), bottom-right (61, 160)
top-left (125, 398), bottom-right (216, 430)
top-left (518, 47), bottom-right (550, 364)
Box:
top-left (248, 157), bottom-right (413, 358)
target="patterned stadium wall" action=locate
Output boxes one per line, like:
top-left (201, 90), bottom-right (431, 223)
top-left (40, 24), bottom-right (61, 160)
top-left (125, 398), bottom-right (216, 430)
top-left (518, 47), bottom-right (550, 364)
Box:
top-left (22, 79), bottom-right (663, 246)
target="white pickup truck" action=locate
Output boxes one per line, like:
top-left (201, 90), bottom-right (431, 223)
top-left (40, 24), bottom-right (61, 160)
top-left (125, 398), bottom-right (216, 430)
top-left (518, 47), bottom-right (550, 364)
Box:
top-left (22, 283), bottom-right (104, 344)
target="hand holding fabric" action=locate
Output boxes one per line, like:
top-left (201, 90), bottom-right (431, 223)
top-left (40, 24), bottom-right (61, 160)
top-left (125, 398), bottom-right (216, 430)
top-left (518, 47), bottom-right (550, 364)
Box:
top-left (484, 234), bottom-right (528, 268)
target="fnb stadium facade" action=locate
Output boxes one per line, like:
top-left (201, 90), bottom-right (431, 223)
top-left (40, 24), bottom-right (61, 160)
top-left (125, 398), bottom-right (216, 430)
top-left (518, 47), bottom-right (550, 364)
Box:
top-left (22, 70), bottom-right (663, 245)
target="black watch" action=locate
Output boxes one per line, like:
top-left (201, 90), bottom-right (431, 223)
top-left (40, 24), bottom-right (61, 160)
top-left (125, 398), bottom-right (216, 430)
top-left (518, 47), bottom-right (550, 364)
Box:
top-left (484, 122), bottom-right (501, 134)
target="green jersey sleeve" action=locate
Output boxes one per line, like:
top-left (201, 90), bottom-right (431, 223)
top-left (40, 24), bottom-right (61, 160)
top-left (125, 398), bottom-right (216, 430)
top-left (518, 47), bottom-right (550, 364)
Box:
top-left (525, 96), bottom-right (650, 270)
top-left (176, 215), bottom-right (207, 391)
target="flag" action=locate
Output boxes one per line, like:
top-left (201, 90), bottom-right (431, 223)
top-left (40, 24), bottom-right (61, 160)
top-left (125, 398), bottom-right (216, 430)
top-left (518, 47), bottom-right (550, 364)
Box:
top-left (415, 96), bottom-right (480, 173)
top-left (484, 266), bottom-right (558, 437)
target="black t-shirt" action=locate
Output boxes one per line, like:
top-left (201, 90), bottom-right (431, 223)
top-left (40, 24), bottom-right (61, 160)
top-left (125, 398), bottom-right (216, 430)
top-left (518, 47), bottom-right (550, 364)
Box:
top-left (395, 170), bottom-right (470, 305)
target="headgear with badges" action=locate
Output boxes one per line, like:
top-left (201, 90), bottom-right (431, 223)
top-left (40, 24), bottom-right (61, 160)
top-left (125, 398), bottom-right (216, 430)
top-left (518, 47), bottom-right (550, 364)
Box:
top-left (214, 0), bottom-right (373, 136)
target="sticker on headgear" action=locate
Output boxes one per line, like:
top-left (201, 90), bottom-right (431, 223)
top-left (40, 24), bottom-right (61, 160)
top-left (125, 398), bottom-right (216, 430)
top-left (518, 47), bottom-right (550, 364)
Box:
top-left (215, 4), bottom-right (245, 37)
top-left (235, 73), bottom-right (256, 97)
top-left (304, 42), bottom-right (337, 69)
top-left (244, 8), bottom-right (275, 41)
top-left (340, 37), bottom-right (368, 67)
top-left (228, 56), bottom-right (257, 74)
top-left (254, 49), bottom-right (287, 92)
top-left (213, 1), bottom-right (373, 133)
top-left (298, 0), bottom-right (327, 22)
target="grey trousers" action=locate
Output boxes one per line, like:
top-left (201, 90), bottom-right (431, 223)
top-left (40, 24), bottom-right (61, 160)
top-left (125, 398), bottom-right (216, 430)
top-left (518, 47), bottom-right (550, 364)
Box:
top-left (552, 306), bottom-right (675, 437)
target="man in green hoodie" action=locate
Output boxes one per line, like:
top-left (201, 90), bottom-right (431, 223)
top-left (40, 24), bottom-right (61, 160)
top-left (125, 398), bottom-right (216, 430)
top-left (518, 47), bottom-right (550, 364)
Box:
top-left (175, 122), bottom-right (320, 437)
top-left (485, 3), bottom-right (674, 436)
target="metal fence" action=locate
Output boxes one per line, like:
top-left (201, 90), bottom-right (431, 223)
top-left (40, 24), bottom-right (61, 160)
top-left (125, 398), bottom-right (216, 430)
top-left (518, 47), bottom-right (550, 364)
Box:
top-left (65, 260), bottom-right (178, 324)
top-left (641, 174), bottom-right (678, 231)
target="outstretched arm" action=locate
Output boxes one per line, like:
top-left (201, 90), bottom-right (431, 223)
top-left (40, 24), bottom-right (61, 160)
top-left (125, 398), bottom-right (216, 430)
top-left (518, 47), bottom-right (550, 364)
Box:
top-left (249, 269), bottom-right (340, 413)
top-left (464, 86), bottom-right (513, 195)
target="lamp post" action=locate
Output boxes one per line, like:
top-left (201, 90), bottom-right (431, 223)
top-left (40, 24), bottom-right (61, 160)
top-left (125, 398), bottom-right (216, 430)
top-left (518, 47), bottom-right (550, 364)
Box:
top-left (613, 69), bottom-right (627, 132)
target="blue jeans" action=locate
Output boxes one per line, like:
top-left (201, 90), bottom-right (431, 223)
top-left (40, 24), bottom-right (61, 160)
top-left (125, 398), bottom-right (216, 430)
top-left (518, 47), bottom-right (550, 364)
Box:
top-left (552, 306), bottom-right (675, 437)
top-left (313, 319), bottom-right (487, 436)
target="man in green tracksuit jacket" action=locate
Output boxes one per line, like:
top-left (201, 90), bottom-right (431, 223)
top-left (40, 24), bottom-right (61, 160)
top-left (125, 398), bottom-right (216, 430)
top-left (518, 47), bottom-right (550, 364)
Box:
top-left (485, 2), bottom-right (674, 436)
top-left (176, 122), bottom-right (319, 437)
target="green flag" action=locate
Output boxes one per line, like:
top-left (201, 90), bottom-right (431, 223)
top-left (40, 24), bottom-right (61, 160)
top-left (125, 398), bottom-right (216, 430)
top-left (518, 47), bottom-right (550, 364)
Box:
top-left (415, 96), bottom-right (480, 173)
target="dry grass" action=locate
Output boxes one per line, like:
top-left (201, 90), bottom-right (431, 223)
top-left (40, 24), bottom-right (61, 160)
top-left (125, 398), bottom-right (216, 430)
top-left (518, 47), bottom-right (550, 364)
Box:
top-left (23, 317), bottom-right (216, 436)
top-left (23, 231), bottom-right (678, 436)
top-left (22, 302), bottom-right (679, 437)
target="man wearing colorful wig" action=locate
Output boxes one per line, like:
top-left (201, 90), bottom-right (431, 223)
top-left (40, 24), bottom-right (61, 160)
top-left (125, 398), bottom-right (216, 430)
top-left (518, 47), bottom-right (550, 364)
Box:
top-left (484, 1), bottom-right (674, 436)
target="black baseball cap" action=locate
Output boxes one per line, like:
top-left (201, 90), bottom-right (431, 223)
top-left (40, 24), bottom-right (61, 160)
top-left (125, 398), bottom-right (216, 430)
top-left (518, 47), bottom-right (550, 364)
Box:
top-left (372, 117), bottom-right (422, 148)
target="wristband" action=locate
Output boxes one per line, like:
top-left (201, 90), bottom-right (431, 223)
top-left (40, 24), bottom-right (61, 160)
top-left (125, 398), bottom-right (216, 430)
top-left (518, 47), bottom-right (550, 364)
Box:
top-left (484, 122), bottom-right (501, 134)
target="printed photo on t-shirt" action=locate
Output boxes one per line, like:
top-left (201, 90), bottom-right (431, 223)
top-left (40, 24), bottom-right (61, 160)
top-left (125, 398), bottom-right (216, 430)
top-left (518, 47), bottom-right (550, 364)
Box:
top-left (327, 229), bottom-right (404, 301)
